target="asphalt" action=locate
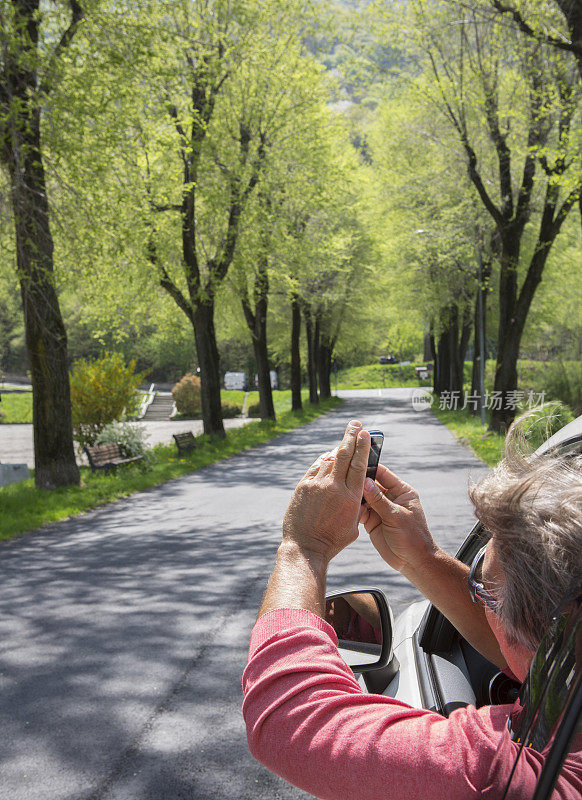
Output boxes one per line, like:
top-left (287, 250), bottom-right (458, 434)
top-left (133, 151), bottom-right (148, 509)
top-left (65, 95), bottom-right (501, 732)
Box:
top-left (0, 389), bottom-right (489, 800)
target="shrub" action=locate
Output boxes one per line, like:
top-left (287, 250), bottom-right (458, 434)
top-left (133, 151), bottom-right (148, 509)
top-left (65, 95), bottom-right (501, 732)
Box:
top-left (172, 373), bottom-right (202, 417)
top-left (516, 401), bottom-right (575, 451)
top-left (222, 401), bottom-right (242, 419)
top-left (248, 401), bottom-right (261, 418)
top-left (70, 353), bottom-right (147, 449)
top-left (544, 361), bottom-right (582, 415)
top-left (95, 420), bottom-right (150, 459)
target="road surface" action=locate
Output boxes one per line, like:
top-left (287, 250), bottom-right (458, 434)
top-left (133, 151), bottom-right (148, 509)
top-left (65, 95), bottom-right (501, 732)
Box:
top-left (0, 389), bottom-right (489, 799)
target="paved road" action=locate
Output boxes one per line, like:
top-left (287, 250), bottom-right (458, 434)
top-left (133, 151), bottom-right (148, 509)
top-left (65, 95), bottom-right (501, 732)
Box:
top-left (0, 419), bottom-right (251, 469)
top-left (0, 389), bottom-right (489, 800)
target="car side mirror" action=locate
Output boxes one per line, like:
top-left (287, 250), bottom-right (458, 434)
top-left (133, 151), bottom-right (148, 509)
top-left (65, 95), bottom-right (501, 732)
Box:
top-left (325, 589), bottom-right (395, 674)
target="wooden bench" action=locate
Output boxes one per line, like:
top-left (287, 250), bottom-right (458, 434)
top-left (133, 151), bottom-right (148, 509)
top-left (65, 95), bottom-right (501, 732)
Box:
top-left (173, 431), bottom-right (197, 455)
top-left (84, 443), bottom-right (144, 473)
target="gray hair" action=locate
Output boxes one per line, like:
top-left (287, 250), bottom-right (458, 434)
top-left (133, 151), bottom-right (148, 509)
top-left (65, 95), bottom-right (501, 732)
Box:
top-left (469, 418), bottom-right (582, 651)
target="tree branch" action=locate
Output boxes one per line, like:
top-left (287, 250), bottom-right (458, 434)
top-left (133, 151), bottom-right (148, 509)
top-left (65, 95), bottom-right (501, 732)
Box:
top-left (211, 130), bottom-right (268, 286)
top-left (513, 180), bottom-right (579, 334)
top-left (40, 1), bottom-right (84, 95)
top-left (147, 232), bottom-right (193, 321)
top-left (488, 0), bottom-right (581, 57)
top-left (482, 82), bottom-right (514, 219)
top-left (151, 202), bottom-right (182, 212)
top-left (550, 183), bottom-right (580, 240)
top-left (240, 285), bottom-right (256, 333)
top-left (461, 137), bottom-right (504, 226)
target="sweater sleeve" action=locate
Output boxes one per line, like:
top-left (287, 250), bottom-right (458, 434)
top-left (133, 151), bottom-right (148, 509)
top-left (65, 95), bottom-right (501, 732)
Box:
top-left (242, 609), bottom-right (541, 800)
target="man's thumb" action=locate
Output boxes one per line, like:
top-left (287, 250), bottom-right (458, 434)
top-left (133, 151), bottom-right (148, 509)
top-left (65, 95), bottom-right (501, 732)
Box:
top-left (363, 478), bottom-right (397, 518)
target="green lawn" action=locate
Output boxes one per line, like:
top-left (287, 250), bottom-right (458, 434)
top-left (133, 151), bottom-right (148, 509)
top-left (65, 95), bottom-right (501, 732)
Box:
top-left (336, 362), bottom-right (430, 390)
top-left (0, 391), bottom-right (33, 423)
top-left (1, 388), bottom-right (310, 424)
top-left (431, 396), bottom-right (574, 468)
top-left (0, 397), bottom-right (342, 541)
top-left (221, 388), bottom-right (308, 414)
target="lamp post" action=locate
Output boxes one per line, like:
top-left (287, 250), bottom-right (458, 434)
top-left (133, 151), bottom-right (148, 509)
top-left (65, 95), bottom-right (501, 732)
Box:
top-left (477, 245), bottom-right (486, 426)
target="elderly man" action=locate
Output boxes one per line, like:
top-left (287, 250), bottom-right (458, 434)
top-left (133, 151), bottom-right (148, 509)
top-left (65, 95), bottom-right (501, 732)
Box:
top-left (242, 420), bottom-right (581, 799)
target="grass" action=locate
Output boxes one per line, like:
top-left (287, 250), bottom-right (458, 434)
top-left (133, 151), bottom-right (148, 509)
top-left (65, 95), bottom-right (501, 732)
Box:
top-left (246, 388), bottom-right (311, 415)
top-left (432, 398), bottom-right (575, 467)
top-left (0, 396), bottom-right (342, 541)
top-left (0, 392), bottom-right (33, 424)
top-left (336, 362), bottom-right (430, 390)
top-left (431, 403), bottom-right (506, 467)
top-left (162, 389), bottom-right (312, 421)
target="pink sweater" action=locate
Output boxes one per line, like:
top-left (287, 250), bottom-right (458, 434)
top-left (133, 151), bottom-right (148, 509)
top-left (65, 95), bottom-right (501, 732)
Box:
top-left (242, 609), bottom-right (582, 800)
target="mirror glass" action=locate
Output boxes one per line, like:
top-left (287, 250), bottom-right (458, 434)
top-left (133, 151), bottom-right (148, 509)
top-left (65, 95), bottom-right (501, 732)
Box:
top-left (325, 592), bottom-right (383, 665)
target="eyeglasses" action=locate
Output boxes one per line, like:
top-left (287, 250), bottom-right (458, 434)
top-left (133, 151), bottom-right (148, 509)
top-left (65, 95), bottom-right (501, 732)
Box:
top-left (468, 544), bottom-right (498, 612)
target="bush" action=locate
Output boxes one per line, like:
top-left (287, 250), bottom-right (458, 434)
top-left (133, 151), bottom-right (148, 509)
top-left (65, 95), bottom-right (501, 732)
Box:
top-left (248, 401), bottom-right (261, 418)
top-left (222, 401), bottom-right (242, 418)
top-left (544, 361), bottom-right (582, 415)
top-left (172, 373), bottom-right (202, 417)
top-left (95, 420), bottom-right (151, 459)
top-left (516, 401), bottom-right (575, 451)
top-left (71, 353), bottom-right (147, 449)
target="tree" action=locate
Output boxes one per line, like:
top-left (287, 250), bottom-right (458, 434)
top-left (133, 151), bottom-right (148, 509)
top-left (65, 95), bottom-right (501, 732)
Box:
top-left (366, 82), bottom-right (490, 398)
top-left (485, 0), bottom-right (582, 78)
top-left (234, 193), bottom-right (277, 421)
top-left (407, 1), bottom-right (581, 430)
top-left (229, 66), bottom-right (332, 421)
top-left (0, 0), bottom-right (83, 487)
top-left (60, 0), bottom-right (320, 436)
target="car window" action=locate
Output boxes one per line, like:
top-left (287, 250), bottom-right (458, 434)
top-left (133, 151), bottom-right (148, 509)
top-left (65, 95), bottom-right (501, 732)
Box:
top-left (501, 594), bottom-right (582, 799)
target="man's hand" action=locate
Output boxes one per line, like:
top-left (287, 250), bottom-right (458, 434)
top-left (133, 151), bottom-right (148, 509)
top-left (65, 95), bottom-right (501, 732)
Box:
top-left (361, 465), bottom-right (507, 668)
top-left (282, 420), bottom-right (371, 562)
top-left (257, 420), bottom-right (371, 620)
top-left (360, 465), bottom-right (437, 578)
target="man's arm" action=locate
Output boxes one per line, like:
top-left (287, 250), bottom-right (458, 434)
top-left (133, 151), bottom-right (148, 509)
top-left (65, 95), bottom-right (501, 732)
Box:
top-left (362, 469), bottom-right (506, 668)
top-left (257, 419), bottom-right (370, 620)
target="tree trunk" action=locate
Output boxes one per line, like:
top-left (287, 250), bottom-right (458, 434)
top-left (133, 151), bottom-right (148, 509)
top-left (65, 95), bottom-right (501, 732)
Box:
top-left (7, 118), bottom-right (79, 489)
top-left (423, 332), bottom-right (433, 362)
top-left (252, 334), bottom-right (275, 421)
top-left (434, 325), bottom-right (450, 397)
top-left (429, 331), bottom-right (437, 390)
top-left (193, 299), bottom-right (225, 436)
top-left (241, 261), bottom-right (275, 422)
top-left (304, 307), bottom-right (319, 405)
top-left (489, 184), bottom-right (574, 431)
top-left (449, 305), bottom-right (463, 395)
top-left (471, 258), bottom-right (491, 415)
top-left (317, 332), bottom-right (333, 401)
top-left (458, 305), bottom-right (472, 386)
top-left (471, 289), bottom-right (485, 414)
top-left (434, 304), bottom-right (467, 397)
top-left (290, 295), bottom-right (302, 412)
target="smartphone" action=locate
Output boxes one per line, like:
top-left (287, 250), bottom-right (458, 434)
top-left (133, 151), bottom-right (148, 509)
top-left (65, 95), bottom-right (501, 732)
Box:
top-left (362, 429), bottom-right (384, 502)
top-left (366, 429), bottom-right (384, 481)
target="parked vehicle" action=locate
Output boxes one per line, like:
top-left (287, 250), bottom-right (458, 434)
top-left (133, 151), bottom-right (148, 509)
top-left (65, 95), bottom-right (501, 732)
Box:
top-left (223, 372), bottom-right (248, 391)
top-left (254, 371), bottom-right (279, 390)
top-left (379, 355), bottom-right (397, 364)
top-left (326, 414), bottom-right (582, 799)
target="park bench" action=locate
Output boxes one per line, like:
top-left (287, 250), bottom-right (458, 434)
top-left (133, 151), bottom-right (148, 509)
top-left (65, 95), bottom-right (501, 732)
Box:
top-left (84, 443), bottom-right (143, 473)
top-left (173, 431), bottom-right (197, 455)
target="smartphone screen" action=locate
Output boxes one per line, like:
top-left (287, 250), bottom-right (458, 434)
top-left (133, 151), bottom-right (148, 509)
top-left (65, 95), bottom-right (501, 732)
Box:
top-left (366, 430), bottom-right (384, 482)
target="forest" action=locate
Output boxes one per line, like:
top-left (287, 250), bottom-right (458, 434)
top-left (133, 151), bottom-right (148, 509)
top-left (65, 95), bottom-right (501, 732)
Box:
top-left (0, 0), bottom-right (580, 487)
